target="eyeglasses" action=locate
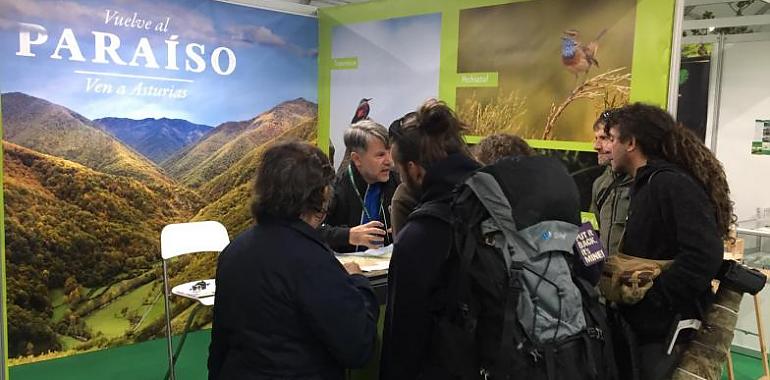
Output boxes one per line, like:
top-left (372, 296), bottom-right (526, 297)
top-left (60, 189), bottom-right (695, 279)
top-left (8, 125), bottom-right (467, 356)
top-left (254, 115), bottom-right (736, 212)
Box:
top-left (600, 109), bottom-right (616, 124)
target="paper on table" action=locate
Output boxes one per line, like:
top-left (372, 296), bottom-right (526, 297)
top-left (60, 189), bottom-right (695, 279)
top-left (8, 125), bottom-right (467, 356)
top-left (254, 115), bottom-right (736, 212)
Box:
top-left (360, 261), bottom-right (390, 272)
top-left (336, 244), bottom-right (393, 257)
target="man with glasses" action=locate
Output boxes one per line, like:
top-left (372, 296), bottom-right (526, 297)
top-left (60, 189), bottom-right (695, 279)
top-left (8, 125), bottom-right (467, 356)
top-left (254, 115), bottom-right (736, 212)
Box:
top-left (590, 109), bottom-right (633, 256)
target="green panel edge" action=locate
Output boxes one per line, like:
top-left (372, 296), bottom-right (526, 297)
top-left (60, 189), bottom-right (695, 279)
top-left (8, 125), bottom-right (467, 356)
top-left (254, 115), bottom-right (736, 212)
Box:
top-left (439, 7), bottom-right (459, 109)
top-left (629, 0), bottom-right (676, 108)
top-left (318, 0), bottom-right (676, 154)
top-left (1, 94), bottom-right (7, 379)
top-left (464, 136), bottom-right (593, 152)
top-left (317, 13), bottom-right (332, 155)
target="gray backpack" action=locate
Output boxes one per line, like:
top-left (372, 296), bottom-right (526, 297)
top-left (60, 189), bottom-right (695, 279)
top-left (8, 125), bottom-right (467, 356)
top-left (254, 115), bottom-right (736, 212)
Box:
top-left (413, 155), bottom-right (614, 380)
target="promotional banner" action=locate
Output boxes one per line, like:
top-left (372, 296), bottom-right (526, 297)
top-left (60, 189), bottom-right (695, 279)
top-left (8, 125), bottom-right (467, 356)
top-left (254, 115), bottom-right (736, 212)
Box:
top-left (318, 0), bottom-right (675, 214)
top-left (329, 13), bottom-right (441, 168)
top-left (319, 0), bottom-right (675, 154)
top-left (0, 0), bottom-right (318, 366)
top-left (456, 0), bottom-right (636, 141)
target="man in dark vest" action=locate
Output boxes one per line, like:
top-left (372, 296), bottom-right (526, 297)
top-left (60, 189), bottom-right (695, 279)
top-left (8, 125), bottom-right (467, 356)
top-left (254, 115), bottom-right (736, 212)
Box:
top-left (321, 120), bottom-right (398, 252)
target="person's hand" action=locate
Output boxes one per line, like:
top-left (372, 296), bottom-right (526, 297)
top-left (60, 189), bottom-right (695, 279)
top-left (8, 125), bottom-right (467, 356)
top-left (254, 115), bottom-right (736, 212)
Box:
top-left (343, 262), bottom-right (363, 275)
top-left (349, 221), bottom-right (386, 249)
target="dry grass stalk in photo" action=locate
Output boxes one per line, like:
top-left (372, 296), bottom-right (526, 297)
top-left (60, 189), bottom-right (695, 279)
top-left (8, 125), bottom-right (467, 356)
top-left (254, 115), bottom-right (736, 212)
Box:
top-left (459, 90), bottom-right (527, 136)
top-left (543, 67), bottom-right (630, 140)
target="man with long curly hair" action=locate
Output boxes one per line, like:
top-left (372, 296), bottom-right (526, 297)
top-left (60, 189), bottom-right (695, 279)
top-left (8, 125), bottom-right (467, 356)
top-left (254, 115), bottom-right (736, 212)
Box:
top-left (603, 103), bottom-right (733, 380)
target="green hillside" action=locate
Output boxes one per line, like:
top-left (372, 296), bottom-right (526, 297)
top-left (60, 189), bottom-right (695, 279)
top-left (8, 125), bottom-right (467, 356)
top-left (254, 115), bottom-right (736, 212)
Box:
top-left (162, 98), bottom-right (317, 191)
top-left (2, 94), bottom-right (320, 361)
top-left (199, 118), bottom-right (319, 200)
top-left (1, 92), bottom-right (172, 186)
top-left (2, 141), bottom-right (201, 358)
top-left (195, 118), bottom-right (318, 235)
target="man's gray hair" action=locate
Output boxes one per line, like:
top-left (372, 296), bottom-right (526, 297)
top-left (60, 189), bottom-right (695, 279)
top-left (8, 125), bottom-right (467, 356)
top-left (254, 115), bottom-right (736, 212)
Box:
top-left (344, 119), bottom-right (389, 153)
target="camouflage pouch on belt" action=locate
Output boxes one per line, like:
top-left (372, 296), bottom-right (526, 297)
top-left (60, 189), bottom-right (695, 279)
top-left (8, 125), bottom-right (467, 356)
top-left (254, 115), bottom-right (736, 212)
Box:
top-left (599, 253), bottom-right (673, 304)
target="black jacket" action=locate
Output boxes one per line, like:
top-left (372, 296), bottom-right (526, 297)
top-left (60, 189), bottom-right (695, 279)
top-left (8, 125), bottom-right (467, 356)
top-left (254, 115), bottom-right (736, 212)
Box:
top-left (320, 164), bottom-right (399, 252)
top-left (380, 153), bottom-right (480, 380)
top-left (619, 160), bottom-right (722, 342)
top-left (208, 217), bottom-right (380, 380)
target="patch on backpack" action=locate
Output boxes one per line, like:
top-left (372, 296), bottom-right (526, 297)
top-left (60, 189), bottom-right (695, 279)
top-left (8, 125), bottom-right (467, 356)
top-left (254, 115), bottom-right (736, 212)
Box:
top-left (574, 222), bottom-right (606, 266)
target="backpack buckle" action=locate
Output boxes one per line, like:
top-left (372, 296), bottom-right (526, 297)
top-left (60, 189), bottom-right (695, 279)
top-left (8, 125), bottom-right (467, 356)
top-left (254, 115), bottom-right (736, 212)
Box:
top-left (587, 327), bottom-right (604, 341)
top-left (483, 233), bottom-right (496, 247)
top-left (508, 262), bottom-right (523, 289)
top-left (529, 349), bottom-right (543, 363)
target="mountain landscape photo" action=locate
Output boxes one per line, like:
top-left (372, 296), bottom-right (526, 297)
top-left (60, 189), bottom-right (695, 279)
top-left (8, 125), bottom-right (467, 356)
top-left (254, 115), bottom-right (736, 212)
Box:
top-left (2, 93), bottom-right (172, 186)
top-left (1, 91), bottom-right (319, 362)
top-left (94, 118), bottom-right (212, 164)
top-left (162, 98), bottom-right (318, 191)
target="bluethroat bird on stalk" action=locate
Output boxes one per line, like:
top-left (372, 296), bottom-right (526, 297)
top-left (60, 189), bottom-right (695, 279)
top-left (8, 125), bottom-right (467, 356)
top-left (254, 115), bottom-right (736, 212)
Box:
top-left (561, 29), bottom-right (607, 84)
top-left (351, 98), bottom-right (372, 124)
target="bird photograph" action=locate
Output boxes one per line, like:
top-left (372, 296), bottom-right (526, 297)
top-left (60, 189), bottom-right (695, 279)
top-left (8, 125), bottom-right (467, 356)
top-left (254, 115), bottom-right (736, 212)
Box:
top-left (561, 28), bottom-right (607, 83)
top-left (351, 98), bottom-right (372, 124)
top-left (455, 0), bottom-right (636, 141)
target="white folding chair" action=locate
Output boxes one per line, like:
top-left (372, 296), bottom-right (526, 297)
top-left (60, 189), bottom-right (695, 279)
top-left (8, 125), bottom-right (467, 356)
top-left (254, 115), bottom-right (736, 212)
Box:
top-left (161, 221), bottom-right (229, 380)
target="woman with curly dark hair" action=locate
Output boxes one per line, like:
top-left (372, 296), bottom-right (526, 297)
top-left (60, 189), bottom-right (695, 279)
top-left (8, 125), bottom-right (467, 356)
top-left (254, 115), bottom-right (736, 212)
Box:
top-left (602, 103), bottom-right (733, 380)
top-left (209, 141), bottom-right (379, 380)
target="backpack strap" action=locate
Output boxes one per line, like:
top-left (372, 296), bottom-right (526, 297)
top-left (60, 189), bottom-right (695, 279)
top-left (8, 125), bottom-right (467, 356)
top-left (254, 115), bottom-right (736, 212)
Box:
top-left (495, 260), bottom-right (531, 375)
top-left (595, 174), bottom-right (622, 213)
top-left (460, 172), bottom-right (541, 375)
top-left (442, 187), bottom-right (478, 313)
top-left (647, 167), bottom-right (674, 185)
top-left (407, 198), bottom-right (453, 224)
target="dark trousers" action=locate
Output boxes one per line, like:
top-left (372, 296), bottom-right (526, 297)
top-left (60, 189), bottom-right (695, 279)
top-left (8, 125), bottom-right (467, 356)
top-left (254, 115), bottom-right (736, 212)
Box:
top-left (608, 307), bottom-right (684, 380)
top-left (637, 342), bottom-right (684, 380)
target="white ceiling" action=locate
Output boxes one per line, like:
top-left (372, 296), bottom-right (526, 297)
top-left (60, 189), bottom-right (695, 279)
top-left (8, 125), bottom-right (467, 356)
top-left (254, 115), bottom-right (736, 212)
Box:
top-left (291, 0), bottom-right (372, 7)
top-left (685, 0), bottom-right (770, 19)
top-left (218, 0), bottom-right (373, 16)
top-left (683, 0), bottom-right (770, 34)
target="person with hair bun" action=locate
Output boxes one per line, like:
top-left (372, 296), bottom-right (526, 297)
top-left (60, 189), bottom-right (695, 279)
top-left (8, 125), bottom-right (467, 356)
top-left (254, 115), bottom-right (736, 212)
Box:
top-left (602, 103), bottom-right (733, 379)
top-left (380, 99), bottom-right (480, 380)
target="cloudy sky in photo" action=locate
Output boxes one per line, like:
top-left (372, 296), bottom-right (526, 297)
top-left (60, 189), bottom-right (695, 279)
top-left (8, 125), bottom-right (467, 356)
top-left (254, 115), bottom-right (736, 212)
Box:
top-left (0, 0), bottom-right (318, 125)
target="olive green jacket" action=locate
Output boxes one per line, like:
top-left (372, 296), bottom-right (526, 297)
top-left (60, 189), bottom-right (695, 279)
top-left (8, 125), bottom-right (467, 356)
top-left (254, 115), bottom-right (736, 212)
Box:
top-left (590, 166), bottom-right (633, 256)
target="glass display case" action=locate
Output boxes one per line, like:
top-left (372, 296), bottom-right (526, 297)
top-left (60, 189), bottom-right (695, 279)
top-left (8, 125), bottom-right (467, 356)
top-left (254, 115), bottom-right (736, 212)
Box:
top-left (737, 218), bottom-right (770, 270)
top-left (731, 218), bottom-right (770, 355)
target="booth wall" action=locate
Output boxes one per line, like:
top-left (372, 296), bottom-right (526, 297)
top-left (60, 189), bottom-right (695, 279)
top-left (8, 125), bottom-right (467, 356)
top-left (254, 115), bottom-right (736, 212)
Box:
top-left (714, 39), bottom-right (770, 222)
top-left (318, 0), bottom-right (678, 160)
top-left (0, 0), bottom-right (318, 374)
top-left (715, 39), bottom-right (770, 354)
